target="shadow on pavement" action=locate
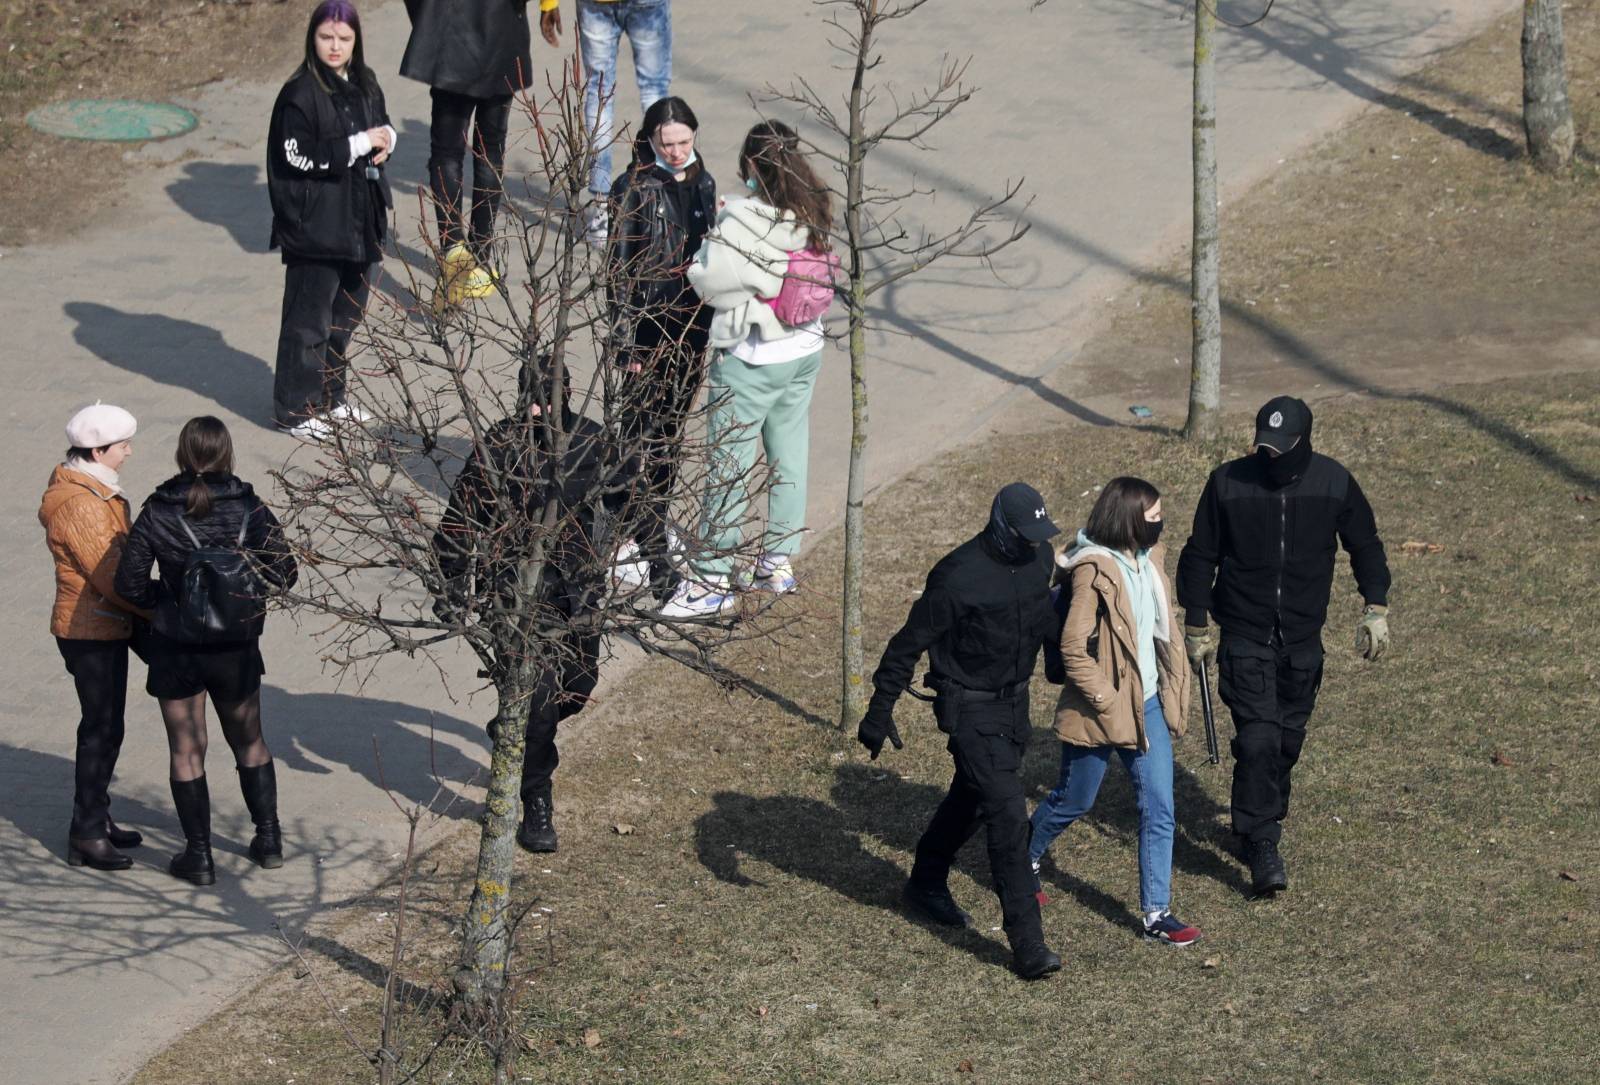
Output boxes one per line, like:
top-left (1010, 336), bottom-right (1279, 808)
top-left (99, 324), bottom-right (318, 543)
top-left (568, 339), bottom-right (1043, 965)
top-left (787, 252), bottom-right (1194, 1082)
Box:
top-left (64, 302), bottom-right (274, 428)
top-left (165, 161), bottom-right (272, 254)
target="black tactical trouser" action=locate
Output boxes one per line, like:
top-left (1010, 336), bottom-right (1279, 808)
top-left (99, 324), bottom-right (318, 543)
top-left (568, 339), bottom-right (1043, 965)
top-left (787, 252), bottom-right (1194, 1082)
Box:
top-left (520, 632), bottom-right (602, 805)
top-left (909, 687), bottom-right (1044, 948)
top-left (1217, 635), bottom-right (1325, 846)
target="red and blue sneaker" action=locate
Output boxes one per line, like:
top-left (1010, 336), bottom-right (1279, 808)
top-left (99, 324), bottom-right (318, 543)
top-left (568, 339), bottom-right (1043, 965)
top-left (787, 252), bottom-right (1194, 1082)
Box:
top-left (1142, 910), bottom-right (1201, 946)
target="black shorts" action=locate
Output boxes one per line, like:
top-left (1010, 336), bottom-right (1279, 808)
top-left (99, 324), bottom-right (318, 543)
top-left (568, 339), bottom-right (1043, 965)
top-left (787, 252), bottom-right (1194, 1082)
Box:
top-left (144, 633), bottom-right (266, 702)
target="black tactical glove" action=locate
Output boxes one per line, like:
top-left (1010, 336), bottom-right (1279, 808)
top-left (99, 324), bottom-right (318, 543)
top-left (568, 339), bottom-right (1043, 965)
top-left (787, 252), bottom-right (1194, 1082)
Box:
top-left (857, 703), bottom-right (904, 760)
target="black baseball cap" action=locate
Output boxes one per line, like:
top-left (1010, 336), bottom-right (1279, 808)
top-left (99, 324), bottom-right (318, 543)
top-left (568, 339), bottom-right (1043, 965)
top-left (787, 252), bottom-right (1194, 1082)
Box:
top-left (1253, 395), bottom-right (1311, 454)
top-left (997, 482), bottom-right (1060, 542)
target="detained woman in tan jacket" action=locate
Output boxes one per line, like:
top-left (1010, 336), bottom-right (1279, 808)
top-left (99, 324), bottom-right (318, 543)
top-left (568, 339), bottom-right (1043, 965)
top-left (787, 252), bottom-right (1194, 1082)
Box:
top-left (38, 403), bottom-right (149, 872)
top-left (1028, 477), bottom-right (1201, 945)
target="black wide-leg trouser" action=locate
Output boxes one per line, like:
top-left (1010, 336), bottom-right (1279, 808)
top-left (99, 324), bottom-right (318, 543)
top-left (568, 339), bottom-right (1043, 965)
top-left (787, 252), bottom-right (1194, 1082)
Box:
top-left (1217, 634), bottom-right (1325, 846)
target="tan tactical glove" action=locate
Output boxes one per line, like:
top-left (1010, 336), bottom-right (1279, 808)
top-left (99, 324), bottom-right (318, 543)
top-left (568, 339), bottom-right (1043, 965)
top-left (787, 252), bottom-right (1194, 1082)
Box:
top-left (1356, 604), bottom-right (1389, 662)
top-left (1184, 624), bottom-right (1217, 674)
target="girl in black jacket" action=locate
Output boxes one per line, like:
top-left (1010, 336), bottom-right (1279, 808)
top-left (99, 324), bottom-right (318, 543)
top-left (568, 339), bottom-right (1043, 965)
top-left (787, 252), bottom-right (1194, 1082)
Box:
top-left (606, 95), bottom-right (715, 595)
top-left (268, 0), bottom-right (396, 440)
top-left (115, 418), bottom-right (299, 886)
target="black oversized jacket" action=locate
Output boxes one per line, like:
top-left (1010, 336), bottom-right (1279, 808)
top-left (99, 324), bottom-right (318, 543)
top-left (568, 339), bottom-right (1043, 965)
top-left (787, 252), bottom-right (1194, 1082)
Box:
top-left (431, 414), bottom-right (619, 617)
top-left (114, 474), bottom-right (298, 641)
top-left (608, 162), bottom-right (717, 334)
top-left (1176, 452), bottom-right (1390, 647)
top-left (267, 64), bottom-right (393, 263)
top-left (868, 534), bottom-right (1057, 714)
top-left (400, 0), bottom-right (533, 99)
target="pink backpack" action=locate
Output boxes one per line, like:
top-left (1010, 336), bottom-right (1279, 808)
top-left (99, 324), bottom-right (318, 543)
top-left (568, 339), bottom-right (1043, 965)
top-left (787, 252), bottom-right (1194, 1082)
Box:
top-left (763, 248), bottom-right (841, 326)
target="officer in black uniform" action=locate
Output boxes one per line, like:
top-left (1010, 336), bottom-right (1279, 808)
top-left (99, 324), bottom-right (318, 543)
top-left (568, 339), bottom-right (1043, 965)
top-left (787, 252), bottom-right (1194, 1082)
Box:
top-left (857, 482), bottom-right (1063, 980)
top-left (1177, 395), bottom-right (1391, 898)
top-left (432, 360), bottom-right (615, 854)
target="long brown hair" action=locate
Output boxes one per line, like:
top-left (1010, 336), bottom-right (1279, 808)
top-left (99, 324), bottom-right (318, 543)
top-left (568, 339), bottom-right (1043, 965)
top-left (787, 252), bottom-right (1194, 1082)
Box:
top-left (1084, 476), bottom-right (1161, 553)
top-left (175, 416), bottom-right (235, 519)
top-left (739, 121), bottom-right (833, 253)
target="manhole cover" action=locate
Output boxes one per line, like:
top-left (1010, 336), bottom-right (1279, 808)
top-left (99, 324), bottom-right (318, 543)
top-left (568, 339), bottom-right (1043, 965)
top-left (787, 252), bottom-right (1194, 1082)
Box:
top-left (25, 98), bottom-right (197, 142)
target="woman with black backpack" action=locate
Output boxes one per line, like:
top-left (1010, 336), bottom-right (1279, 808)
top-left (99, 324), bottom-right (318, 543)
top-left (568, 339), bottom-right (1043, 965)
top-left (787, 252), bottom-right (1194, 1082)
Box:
top-left (115, 417), bottom-right (298, 886)
top-left (268, 0), bottom-right (395, 440)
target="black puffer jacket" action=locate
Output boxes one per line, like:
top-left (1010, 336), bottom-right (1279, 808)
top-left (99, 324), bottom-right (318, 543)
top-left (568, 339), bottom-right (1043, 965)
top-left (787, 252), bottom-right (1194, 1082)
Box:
top-left (115, 474), bottom-right (298, 640)
top-left (400, 0), bottom-right (533, 99)
top-left (268, 63), bottom-right (393, 263)
top-left (432, 413), bottom-right (619, 617)
top-left (1176, 452), bottom-right (1389, 647)
top-left (868, 533), bottom-right (1057, 714)
top-left (608, 161), bottom-right (717, 341)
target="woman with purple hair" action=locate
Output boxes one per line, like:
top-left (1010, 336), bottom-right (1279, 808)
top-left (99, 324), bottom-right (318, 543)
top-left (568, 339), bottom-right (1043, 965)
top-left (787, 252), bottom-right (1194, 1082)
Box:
top-left (267, 0), bottom-right (396, 441)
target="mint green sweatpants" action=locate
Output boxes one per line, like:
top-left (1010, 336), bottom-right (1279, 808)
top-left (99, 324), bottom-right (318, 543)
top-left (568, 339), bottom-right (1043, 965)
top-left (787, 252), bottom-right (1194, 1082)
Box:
top-left (696, 348), bottom-right (823, 577)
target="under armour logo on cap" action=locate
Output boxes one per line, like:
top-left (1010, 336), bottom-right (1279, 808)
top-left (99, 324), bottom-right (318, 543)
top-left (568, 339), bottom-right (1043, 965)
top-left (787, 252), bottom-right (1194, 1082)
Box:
top-left (996, 482), bottom-right (1061, 543)
top-left (1035, 507), bottom-right (1046, 519)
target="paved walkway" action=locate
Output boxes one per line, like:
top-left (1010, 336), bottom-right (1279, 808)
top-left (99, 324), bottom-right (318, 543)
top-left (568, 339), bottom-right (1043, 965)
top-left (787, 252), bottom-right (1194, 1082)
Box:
top-left (0, 2), bottom-right (1511, 1081)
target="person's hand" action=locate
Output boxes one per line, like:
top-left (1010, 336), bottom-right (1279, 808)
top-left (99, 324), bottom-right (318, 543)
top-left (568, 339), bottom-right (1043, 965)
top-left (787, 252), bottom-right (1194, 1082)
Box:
top-left (366, 126), bottom-right (393, 153)
top-left (540, 8), bottom-right (562, 47)
top-left (857, 706), bottom-right (903, 760)
top-left (1183, 624), bottom-right (1217, 674)
top-left (1355, 604), bottom-right (1389, 662)
top-left (432, 583), bottom-right (470, 625)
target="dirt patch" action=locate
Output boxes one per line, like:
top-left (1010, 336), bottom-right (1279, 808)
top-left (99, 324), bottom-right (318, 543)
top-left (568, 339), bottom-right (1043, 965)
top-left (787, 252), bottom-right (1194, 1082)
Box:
top-left (0, 0), bottom-right (308, 247)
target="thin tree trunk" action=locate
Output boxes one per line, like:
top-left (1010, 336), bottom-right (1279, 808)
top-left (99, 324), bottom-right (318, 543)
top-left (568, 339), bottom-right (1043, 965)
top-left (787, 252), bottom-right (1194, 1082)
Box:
top-left (1522, 0), bottom-right (1575, 171)
top-left (839, 2), bottom-right (876, 729)
top-left (453, 690), bottom-right (526, 1006)
top-left (1184, 0), bottom-right (1222, 441)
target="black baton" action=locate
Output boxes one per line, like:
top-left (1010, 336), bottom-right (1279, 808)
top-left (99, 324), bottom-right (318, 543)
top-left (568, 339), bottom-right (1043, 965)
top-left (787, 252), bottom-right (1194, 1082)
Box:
top-left (1199, 658), bottom-right (1220, 765)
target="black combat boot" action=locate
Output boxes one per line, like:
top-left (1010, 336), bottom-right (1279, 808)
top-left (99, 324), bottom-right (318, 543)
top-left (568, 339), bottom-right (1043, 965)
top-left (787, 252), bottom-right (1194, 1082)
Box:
top-left (168, 776), bottom-right (217, 886)
top-left (1247, 838), bottom-right (1288, 898)
top-left (517, 792), bottom-right (558, 853)
top-left (902, 879), bottom-right (972, 928)
top-left (238, 761), bottom-right (284, 869)
top-left (1011, 940), bottom-right (1063, 980)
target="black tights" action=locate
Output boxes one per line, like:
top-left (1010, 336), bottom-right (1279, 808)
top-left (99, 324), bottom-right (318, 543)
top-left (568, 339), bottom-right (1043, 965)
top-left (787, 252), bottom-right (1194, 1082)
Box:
top-left (428, 88), bottom-right (512, 256)
top-left (160, 691), bottom-right (270, 782)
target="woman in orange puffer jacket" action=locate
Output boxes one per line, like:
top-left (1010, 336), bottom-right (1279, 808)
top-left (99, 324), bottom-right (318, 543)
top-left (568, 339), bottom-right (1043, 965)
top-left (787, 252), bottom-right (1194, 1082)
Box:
top-left (38, 403), bottom-right (148, 872)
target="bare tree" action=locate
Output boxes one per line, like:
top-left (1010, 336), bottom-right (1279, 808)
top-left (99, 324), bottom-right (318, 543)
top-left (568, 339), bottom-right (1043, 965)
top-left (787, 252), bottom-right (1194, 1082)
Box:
top-left (1184, 0), bottom-right (1222, 440)
top-left (1522, 0), bottom-right (1575, 171)
top-left (269, 63), bottom-right (788, 1019)
top-left (765, 0), bottom-right (1029, 727)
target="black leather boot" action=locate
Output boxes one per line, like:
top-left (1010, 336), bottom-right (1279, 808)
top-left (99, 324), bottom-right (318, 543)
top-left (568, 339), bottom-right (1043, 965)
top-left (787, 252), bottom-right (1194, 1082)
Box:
top-left (1011, 941), bottom-right (1063, 981)
top-left (168, 777), bottom-right (216, 886)
top-left (67, 835), bottom-right (133, 871)
top-left (902, 879), bottom-right (972, 928)
top-left (517, 793), bottom-right (558, 854)
top-left (1247, 838), bottom-right (1288, 898)
top-left (104, 817), bottom-right (143, 849)
top-left (238, 761), bottom-right (283, 869)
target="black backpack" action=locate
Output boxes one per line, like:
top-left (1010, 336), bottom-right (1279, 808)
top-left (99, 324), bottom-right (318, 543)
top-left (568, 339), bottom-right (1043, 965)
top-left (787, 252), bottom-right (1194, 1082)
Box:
top-left (157, 514), bottom-right (265, 645)
top-left (1041, 566), bottom-right (1103, 685)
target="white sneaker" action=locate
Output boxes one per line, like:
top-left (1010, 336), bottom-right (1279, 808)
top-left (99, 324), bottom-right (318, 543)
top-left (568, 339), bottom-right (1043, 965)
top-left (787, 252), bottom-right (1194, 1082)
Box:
top-left (583, 202), bottom-right (609, 248)
top-left (751, 554), bottom-right (798, 595)
top-left (658, 576), bottom-right (738, 619)
top-left (280, 416), bottom-right (333, 441)
top-left (327, 401), bottom-right (373, 424)
top-left (609, 539), bottom-right (649, 590)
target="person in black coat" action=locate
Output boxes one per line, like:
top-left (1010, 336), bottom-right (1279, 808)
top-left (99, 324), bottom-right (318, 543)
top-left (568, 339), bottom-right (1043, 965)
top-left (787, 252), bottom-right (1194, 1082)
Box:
top-left (400, 0), bottom-right (533, 301)
top-left (857, 483), bottom-right (1065, 981)
top-left (267, 1), bottom-right (396, 438)
top-left (606, 95), bottom-right (715, 595)
top-left (431, 361), bottom-right (617, 854)
top-left (1177, 395), bottom-right (1391, 898)
top-left (115, 417), bottom-right (298, 887)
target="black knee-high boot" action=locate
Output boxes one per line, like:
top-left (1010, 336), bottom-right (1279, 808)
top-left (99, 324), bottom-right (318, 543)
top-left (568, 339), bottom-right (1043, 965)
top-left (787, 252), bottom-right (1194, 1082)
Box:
top-left (168, 776), bottom-right (216, 886)
top-left (237, 761), bottom-right (283, 869)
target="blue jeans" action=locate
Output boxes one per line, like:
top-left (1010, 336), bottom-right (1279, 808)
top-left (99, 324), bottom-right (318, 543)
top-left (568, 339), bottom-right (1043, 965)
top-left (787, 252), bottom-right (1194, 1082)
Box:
top-left (579, 0), bottom-right (672, 196)
top-left (1029, 696), bottom-right (1176, 913)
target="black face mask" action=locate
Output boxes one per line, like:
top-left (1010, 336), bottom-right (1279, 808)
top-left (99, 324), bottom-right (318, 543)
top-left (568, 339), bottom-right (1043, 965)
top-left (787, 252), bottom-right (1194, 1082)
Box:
top-left (984, 493), bottom-right (1037, 564)
top-left (1258, 434), bottom-right (1313, 487)
top-left (1136, 517), bottom-right (1165, 550)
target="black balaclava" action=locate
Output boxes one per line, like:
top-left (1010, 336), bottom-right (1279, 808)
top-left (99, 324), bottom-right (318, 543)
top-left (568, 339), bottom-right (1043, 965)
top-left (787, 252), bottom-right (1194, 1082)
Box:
top-left (1254, 396), bottom-right (1314, 488)
top-left (985, 492), bottom-right (1034, 563)
top-left (984, 482), bottom-right (1061, 564)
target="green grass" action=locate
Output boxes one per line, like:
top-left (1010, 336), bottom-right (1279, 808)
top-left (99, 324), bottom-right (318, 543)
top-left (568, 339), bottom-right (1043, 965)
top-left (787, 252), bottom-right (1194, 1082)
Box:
top-left (137, 375), bottom-right (1600, 1085)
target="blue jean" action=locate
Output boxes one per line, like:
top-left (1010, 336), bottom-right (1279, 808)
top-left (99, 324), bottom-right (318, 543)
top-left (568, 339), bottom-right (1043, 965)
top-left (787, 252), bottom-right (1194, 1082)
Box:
top-left (579, 0), bottom-right (672, 196)
top-left (1029, 696), bottom-right (1176, 913)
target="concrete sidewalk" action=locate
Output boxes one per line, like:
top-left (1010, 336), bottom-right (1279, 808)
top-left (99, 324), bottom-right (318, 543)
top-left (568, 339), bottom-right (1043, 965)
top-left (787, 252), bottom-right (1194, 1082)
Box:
top-left (0, 1), bottom-right (1511, 1081)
